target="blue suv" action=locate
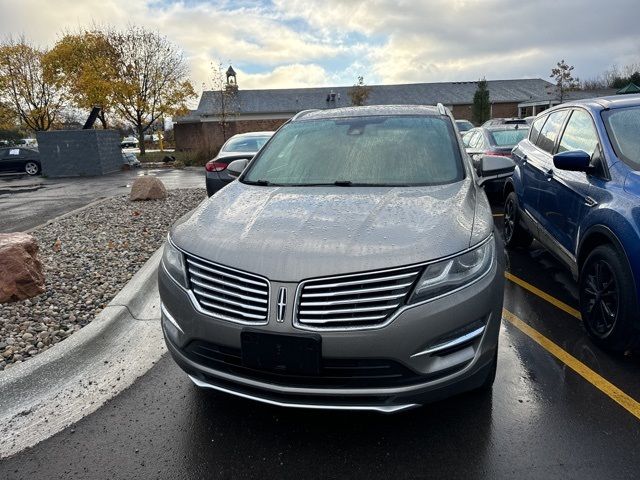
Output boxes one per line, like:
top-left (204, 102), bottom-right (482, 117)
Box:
top-left (504, 94), bottom-right (640, 352)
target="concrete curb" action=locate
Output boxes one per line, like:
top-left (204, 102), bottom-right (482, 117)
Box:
top-left (0, 246), bottom-right (166, 459)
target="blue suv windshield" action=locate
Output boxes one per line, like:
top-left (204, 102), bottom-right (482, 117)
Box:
top-left (603, 106), bottom-right (640, 171)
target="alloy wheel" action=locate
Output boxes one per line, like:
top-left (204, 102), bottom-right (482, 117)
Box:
top-left (503, 197), bottom-right (515, 243)
top-left (582, 259), bottom-right (619, 337)
top-left (25, 162), bottom-right (38, 175)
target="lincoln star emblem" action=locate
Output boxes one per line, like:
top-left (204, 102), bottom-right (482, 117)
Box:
top-left (276, 287), bottom-right (287, 322)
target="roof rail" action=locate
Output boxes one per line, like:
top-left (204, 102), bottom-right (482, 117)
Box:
top-left (436, 103), bottom-right (447, 115)
top-left (292, 109), bottom-right (320, 121)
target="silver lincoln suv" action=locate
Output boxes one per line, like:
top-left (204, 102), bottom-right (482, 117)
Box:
top-left (159, 105), bottom-right (515, 412)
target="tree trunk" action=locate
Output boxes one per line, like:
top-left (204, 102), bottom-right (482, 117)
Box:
top-left (137, 125), bottom-right (146, 155)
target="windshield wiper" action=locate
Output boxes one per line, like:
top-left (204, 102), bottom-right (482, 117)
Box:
top-left (243, 179), bottom-right (272, 186)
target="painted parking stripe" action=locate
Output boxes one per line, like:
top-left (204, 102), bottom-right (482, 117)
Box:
top-left (502, 308), bottom-right (640, 421)
top-left (504, 271), bottom-right (582, 320)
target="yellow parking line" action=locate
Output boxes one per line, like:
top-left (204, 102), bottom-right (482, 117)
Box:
top-left (502, 308), bottom-right (640, 421)
top-left (504, 271), bottom-right (582, 320)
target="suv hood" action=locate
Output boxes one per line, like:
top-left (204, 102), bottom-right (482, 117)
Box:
top-left (172, 179), bottom-right (481, 281)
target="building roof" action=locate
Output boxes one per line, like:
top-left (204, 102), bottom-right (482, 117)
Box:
top-left (561, 93), bottom-right (640, 111)
top-left (563, 88), bottom-right (618, 101)
top-left (180, 78), bottom-right (555, 122)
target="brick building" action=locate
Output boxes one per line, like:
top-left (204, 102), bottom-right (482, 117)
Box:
top-left (174, 73), bottom-right (555, 153)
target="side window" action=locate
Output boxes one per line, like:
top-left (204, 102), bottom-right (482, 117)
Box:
top-left (462, 131), bottom-right (474, 147)
top-left (536, 110), bottom-right (568, 153)
top-left (469, 132), bottom-right (482, 149)
top-left (529, 115), bottom-right (547, 144)
top-left (558, 110), bottom-right (599, 157)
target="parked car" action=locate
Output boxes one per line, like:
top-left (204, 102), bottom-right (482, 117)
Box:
top-left (122, 151), bottom-right (141, 168)
top-left (482, 117), bottom-right (527, 127)
top-left (504, 94), bottom-right (640, 352)
top-left (462, 125), bottom-right (529, 196)
top-left (159, 105), bottom-right (516, 412)
top-left (121, 136), bottom-right (139, 149)
top-left (205, 131), bottom-right (274, 196)
top-left (16, 138), bottom-right (38, 148)
top-left (455, 119), bottom-right (474, 133)
top-left (0, 147), bottom-right (41, 176)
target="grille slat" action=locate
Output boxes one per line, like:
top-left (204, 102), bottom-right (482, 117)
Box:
top-left (189, 268), bottom-right (268, 296)
top-left (185, 256), bottom-right (269, 324)
top-left (296, 267), bottom-right (421, 329)
top-left (190, 278), bottom-right (268, 304)
top-left (299, 304), bottom-right (400, 315)
top-left (300, 292), bottom-right (406, 307)
top-left (298, 314), bottom-right (389, 324)
top-left (304, 271), bottom-right (418, 290)
top-left (187, 258), bottom-right (267, 287)
top-left (193, 287), bottom-right (268, 312)
top-left (301, 282), bottom-right (415, 298)
top-left (199, 298), bottom-right (266, 320)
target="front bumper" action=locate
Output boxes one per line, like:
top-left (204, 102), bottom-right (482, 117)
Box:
top-left (159, 247), bottom-right (504, 412)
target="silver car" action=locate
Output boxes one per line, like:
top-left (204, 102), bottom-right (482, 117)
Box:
top-left (159, 105), bottom-right (515, 413)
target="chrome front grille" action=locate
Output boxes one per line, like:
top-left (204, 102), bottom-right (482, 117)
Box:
top-left (296, 267), bottom-right (421, 330)
top-left (185, 255), bottom-right (269, 324)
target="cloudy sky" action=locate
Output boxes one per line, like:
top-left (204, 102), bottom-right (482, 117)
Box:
top-left (1, 0), bottom-right (639, 92)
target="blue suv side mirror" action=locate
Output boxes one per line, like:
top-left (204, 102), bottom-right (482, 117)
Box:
top-left (553, 150), bottom-right (591, 172)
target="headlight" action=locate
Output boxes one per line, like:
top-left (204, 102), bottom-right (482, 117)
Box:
top-left (162, 236), bottom-right (187, 288)
top-left (410, 237), bottom-right (495, 303)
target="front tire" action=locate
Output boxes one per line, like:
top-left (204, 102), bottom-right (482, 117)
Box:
top-left (25, 161), bottom-right (40, 176)
top-left (503, 192), bottom-right (533, 248)
top-left (579, 244), bottom-right (638, 352)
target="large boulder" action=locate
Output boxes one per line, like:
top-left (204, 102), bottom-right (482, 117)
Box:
top-left (129, 176), bottom-right (167, 201)
top-left (0, 233), bottom-right (45, 303)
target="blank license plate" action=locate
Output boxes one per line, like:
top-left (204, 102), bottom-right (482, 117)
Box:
top-left (241, 330), bottom-right (321, 375)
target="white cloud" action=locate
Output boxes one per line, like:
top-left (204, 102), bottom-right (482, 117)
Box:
top-left (234, 64), bottom-right (332, 89)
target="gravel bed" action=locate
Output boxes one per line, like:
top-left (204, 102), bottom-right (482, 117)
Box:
top-left (0, 188), bottom-right (205, 371)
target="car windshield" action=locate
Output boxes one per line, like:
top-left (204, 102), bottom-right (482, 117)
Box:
top-left (222, 136), bottom-right (271, 153)
top-left (603, 106), bottom-right (640, 170)
top-left (489, 128), bottom-right (529, 147)
top-left (242, 115), bottom-right (464, 186)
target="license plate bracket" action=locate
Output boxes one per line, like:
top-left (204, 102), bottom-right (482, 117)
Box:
top-left (241, 330), bottom-right (321, 375)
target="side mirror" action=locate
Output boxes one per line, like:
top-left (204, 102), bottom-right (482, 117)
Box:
top-left (477, 155), bottom-right (515, 186)
top-left (553, 150), bottom-right (591, 172)
top-left (227, 158), bottom-right (249, 178)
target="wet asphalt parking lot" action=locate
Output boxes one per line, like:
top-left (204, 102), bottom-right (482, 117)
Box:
top-left (0, 179), bottom-right (639, 479)
top-left (0, 168), bottom-right (206, 233)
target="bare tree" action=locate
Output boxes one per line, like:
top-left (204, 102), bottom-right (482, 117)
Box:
top-left (348, 76), bottom-right (372, 106)
top-left (108, 26), bottom-right (195, 154)
top-left (549, 59), bottom-right (579, 103)
top-left (0, 37), bottom-right (66, 131)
